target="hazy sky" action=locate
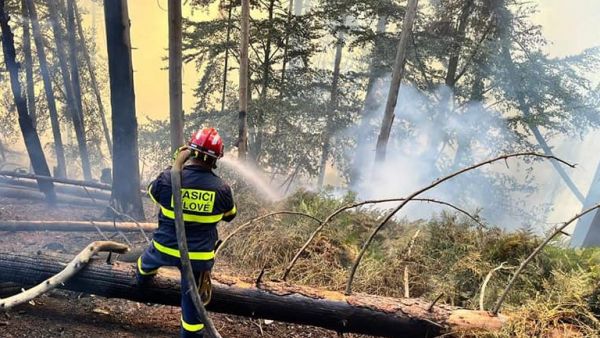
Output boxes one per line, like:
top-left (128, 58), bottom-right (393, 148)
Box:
top-left (83, 0), bottom-right (600, 121)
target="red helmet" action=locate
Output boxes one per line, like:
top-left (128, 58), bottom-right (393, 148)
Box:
top-left (188, 127), bottom-right (224, 159)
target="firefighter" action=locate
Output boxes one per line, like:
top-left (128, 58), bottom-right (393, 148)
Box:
top-left (136, 127), bottom-right (236, 338)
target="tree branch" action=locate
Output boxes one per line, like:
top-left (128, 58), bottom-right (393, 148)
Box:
top-left (345, 152), bottom-right (576, 295)
top-left (282, 197), bottom-right (484, 281)
top-left (0, 241), bottom-right (128, 309)
top-left (479, 262), bottom-right (511, 311)
top-left (491, 203), bottom-right (600, 314)
top-left (216, 211), bottom-right (323, 256)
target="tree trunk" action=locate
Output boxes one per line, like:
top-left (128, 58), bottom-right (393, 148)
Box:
top-left (24, 0), bottom-right (67, 178)
top-left (251, 0), bottom-right (275, 162)
top-left (444, 0), bottom-right (473, 88)
top-left (73, 1), bottom-right (113, 157)
top-left (221, 1), bottom-right (234, 113)
top-left (349, 14), bottom-right (388, 186)
top-left (317, 31), bottom-right (344, 188)
top-left (103, 0), bottom-right (145, 220)
top-left (293, 0), bottom-right (303, 15)
top-left (0, 1), bottom-right (56, 204)
top-left (495, 4), bottom-right (584, 204)
top-left (238, 0), bottom-right (250, 160)
top-left (374, 0), bottom-right (419, 163)
top-left (20, 0), bottom-right (36, 127)
top-left (571, 160), bottom-right (600, 247)
top-left (47, 0), bottom-right (92, 180)
top-left (168, 0), bottom-right (184, 152)
top-left (0, 252), bottom-right (507, 337)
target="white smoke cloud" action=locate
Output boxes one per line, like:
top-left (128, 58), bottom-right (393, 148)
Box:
top-left (347, 76), bottom-right (600, 233)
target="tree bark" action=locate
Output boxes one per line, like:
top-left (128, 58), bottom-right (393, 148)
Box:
top-left (0, 252), bottom-right (507, 337)
top-left (374, 0), bottom-right (419, 163)
top-left (103, 0), bottom-right (145, 220)
top-left (24, 0), bottom-right (67, 178)
top-left (0, 1), bottom-right (56, 204)
top-left (73, 1), bottom-right (113, 157)
top-left (20, 0), bottom-right (36, 127)
top-left (317, 30), bottom-right (345, 188)
top-left (0, 221), bottom-right (155, 233)
top-left (238, 0), bottom-right (250, 160)
top-left (47, 0), bottom-right (92, 180)
top-left (168, 0), bottom-right (184, 152)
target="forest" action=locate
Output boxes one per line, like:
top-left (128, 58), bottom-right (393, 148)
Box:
top-left (0, 0), bottom-right (599, 337)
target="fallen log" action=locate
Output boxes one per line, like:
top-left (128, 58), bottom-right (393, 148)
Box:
top-left (0, 221), bottom-right (156, 233)
top-left (0, 251), bottom-right (506, 337)
top-left (0, 186), bottom-right (103, 207)
top-left (0, 171), bottom-right (112, 190)
top-left (0, 171), bottom-right (147, 196)
top-left (0, 177), bottom-right (111, 200)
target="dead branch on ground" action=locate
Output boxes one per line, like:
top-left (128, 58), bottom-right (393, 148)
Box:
top-left (479, 262), bottom-right (511, 311)
top-left (0, 241), bottom-right (128, 309)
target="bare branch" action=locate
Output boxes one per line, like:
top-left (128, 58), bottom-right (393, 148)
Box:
top-left (282, 197), bottom-right (484, 281)
top-left (404, 229), bottom-right (421, 298)
top-left (216, 211), bottom-right (323, 256)
top-left (345, 152), bottom-right (576, 295)
top-left (0, 241), bottom-right (128, 309)
top-left (491, 203), bottom-right (600, 314)
top-left (479, 262), bottom-right (512, 311)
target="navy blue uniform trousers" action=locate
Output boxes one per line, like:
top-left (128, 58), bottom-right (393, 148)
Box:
top-left (136, 242), bottom-right (213, 338)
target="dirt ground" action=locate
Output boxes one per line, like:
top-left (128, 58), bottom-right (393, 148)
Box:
top-left (0, 195), bottom-right (360, 338)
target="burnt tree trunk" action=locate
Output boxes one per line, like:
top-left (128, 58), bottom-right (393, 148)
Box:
top-left (73, 1), bottom-right (113, 157)
top-left (47, 0), bottom-right (92, 180)
top-left (374, 0), bottom-right (419, 163)
top-left (20, 0), bottom-right (36, 127)
top-left (103, 0), bottom-right (145, 220)
top-left (24, 0), bottom-right (67, 178)
top-left (0, 252), bottom-right (507, 337)
top-left (0, 1), bottom-right (56, 203)
top-left (238, 0), bottom-right (250, 160)
top-left (168, 0), bottom-right (184, 152)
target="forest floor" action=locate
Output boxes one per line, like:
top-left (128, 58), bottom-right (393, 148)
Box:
top-left (0, 196), bottom-right (364, 338)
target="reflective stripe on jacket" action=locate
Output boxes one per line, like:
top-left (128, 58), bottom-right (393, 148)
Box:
top-left (148, 164), bottom-right (236, 255)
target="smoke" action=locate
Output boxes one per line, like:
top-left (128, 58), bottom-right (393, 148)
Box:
top-left (347, 77), bottom-right (598, 232)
